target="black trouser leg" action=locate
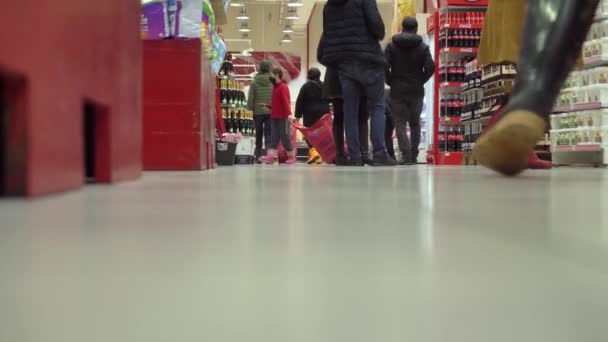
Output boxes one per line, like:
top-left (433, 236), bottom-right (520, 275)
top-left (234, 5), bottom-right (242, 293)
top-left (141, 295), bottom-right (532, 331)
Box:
top-left (332, 99), bottom-right (347, 159)
top-left (407, 96), bottom-right (424, 162)
top-left (385, 113), bottom-right (395, 159)
top-left (505, 0), bottom-right (600, 120)
top-left (358, 97), bottom-right (370, 159)
top-left (254, 115), bottom-right (269, 157)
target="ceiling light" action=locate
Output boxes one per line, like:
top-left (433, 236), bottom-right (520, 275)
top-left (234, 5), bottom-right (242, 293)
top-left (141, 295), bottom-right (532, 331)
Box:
top-left (287, 0), bottom-right (304, 7)
top-left (282, 25), bottom-right (294, 33)
top-left (230, 1), bottom-right (244, 7)
top-left (281, 34), bottom-right (293, 43)
top-left (236, 8), bottom-right (249, 20)
top-left (238, 23), bottom-right (251, 32)
top-left (285, 8), bottom-right (299, 20)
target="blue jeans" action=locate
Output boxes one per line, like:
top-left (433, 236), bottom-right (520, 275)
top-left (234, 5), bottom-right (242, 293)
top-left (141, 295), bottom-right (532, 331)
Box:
top-left (338, 68), bottom-right (387, 160)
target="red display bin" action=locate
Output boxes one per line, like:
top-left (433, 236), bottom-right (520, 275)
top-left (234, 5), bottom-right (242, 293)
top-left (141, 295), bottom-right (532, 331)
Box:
top-left (0, 0), bottom-right (142, 196)
top-left (143, 39), bottom-right (216, 170)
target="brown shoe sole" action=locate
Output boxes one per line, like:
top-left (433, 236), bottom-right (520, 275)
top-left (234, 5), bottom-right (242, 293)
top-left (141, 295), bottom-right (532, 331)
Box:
top-left (473, 110), bottom-right (546, 176)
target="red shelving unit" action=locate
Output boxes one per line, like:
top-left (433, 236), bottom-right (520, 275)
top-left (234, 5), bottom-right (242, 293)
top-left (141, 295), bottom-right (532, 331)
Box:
top-left (426, 1), bottom-right (487, 165)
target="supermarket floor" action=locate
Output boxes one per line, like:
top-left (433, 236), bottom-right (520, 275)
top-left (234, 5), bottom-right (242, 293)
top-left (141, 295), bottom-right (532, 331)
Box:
top-left (2, 165), bottom-right (608, 342)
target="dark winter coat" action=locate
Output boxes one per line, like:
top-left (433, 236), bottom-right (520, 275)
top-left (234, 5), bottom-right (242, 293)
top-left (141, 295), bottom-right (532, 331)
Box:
top-left (322, 66), bottom-right (342, 100)
top-left (247, 60), bottom-right (273, 116)
top-left (385, 32), bottom-right (435, 96)
top-left (295, 72), bottom-right (330, 127)
top-left (318, 0), bottom-right (386, 68)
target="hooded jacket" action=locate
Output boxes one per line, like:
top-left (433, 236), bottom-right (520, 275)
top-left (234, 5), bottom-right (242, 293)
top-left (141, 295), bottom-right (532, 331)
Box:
top-left (385, 32), bottom-right (435, 95)
top-left (247, 61), bottom-right (273, 115)
top-left (295, 68), bottom-right (331, 127)
top-left (318, 0), bottom-right (386, 68)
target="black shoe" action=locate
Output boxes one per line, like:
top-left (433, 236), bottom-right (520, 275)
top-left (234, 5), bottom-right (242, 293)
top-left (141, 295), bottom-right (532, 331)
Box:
top-left (346, 159), bottom-right (365, 167)
top-left (399, 159), bottom-right (415, 166)
top-left (362, 157), bottom-right (375, 166)
top-left (335, 155), bottom-right (349, 166)
top-left (372, 155), bottom-right (398, 166)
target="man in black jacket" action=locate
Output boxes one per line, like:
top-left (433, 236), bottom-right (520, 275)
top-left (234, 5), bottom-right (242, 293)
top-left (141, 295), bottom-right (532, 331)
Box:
top-left (295, 68), bottom-right (330, 163)
top-left (385, 17), bottom-right (435, 164)
top-left (318, 0), bottom-right (397, 166)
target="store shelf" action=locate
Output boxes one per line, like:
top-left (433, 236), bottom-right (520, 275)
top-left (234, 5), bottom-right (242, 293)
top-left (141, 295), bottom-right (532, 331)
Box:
top-left (440, 116), bottom-right (462, 124)
top-left (440, 47), bottom-right (479, 54)
top-left (554, 102), bottom-right (603, 113)
top-left (582, 55), bottom-right (608, 69)
top-left (440, 81), bottom-right (465, 88)
top-left (441, 23), bottom-right (485, 30)
top-left (551, 144), bottom-right (603, 153)
top-left (221, 104), bottom-right (247, 109)
top-left (433, 152), bottom-right (464, 165)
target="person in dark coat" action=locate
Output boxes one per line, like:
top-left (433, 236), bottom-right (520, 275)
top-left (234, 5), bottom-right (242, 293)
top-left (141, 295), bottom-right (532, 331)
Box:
top-left (323, 66), bottom-right (372, 166)
top-left (318, 0), bottom-right (396, 166)
top-left (385, 17), bottom-right (435, 164)
top-left (295, 68), bottom-right (331, 164)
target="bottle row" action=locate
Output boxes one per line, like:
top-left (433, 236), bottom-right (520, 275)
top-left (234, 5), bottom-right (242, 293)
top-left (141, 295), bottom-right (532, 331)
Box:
top-left (551, 109), bottom-right (608, 130)
top-left (220, 79), bottom-right (247, 107)
top-left (439, 57), bottom-right (477, 83)
top-left (437, 126), bottom-right (465, 153)
top-left (221, 108), bottom-right (256, 136)
top-left (551, 127), bottom-right (606, 146)
top-left (439, 12), bottom-right (486, 27)
top-left (439, 29), bottom-right (483, 49)
top-left (440, 94), bottom-right (464, 118)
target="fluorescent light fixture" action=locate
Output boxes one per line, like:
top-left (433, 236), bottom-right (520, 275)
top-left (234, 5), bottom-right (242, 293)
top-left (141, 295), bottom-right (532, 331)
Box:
top-left (285, 8), bottom-right (299, 20)
top-left (236, 8), bottom-right (249, 20)
top-left (281, 34), bottom-right (293, 43)
top-left (287, 0), bottom-right (304, 7)
top-left (282, 25), bottom-right (294, 33)
top-left (238, 23), bottom-right (251, 32)
top-left (230, 1), bottom-right (244, 7)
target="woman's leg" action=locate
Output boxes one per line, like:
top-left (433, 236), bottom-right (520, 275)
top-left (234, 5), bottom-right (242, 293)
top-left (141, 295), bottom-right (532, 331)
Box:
top-left (475, 0), bottom-right (600, 176)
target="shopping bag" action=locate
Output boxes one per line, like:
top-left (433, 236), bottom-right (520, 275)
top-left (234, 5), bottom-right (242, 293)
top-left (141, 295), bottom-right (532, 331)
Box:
top-left (277, 122), bottom-right (298, 163)
top-left (290, 114), bottom-right (337, 164)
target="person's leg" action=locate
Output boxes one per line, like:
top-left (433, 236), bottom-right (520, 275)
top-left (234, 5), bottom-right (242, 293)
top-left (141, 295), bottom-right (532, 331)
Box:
top-left (254, 115), bottom-right (265, 158)
top-left (358, 97), bottom-right (371, 162)
top-left (259, 118), bottom-right (281, 164)
top-left (363, 69), bottom-right (396, 166)
top-left (338, 73), bottom-right (363, 163)
top-left (278, 119), bottom-right (297, 164)
top-left (385, 113), bottom-right (395, 159)
top-left (475, 0), bottom-right (599, 175)
top-left (391, 97), bottom-right (412, 164)
top-left (408, 95), bottom-right (424, 163)
top-left (263, 115), bottom-right (272, 150)
top-left (332, 99), bottom-right (348, 164)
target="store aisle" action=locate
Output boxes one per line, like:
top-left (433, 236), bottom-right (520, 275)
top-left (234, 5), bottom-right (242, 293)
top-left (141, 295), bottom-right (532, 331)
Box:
top-left (1, 165), bottom-right (608, 342)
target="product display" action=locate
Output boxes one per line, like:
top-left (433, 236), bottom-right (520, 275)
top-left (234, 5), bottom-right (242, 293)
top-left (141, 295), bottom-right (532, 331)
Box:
top-left (430, 5), bottom-right (487, 161)
top-left (141, 0), bottom-right (170, 40)
top-left (550, 2), bottom-right (608, 166)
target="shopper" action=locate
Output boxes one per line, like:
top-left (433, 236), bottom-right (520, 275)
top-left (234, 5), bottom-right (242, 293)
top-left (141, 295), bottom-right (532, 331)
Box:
top-left (323, 66), bottom-right (372, 166)
top-left (384, 87), bottom-right (396, 160)
top-left (385, 17), bottom-right (434, 165)
top-left (295, 67), bottom-right (330, 164)
top-left (474, 0), bottom-right (598, 176)
top-left (248, 60), bottom-right (273, 159)
top-left (258, 67), bottom-right (296, 165)
top-left (475, 0), bottom-right (552, 170)
top-left (318, 0), bottom-right (397, 166)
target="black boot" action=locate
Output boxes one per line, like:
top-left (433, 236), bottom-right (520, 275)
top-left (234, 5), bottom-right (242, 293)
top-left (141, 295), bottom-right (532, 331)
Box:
top-left (475, 0), bottom-right (600, 176)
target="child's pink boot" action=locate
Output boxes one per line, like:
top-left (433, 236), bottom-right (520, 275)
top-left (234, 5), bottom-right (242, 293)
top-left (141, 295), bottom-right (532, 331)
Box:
top-left (259, 149), bottom-right (278, 164)
top-left (284, 149), bottom-right (297, 165)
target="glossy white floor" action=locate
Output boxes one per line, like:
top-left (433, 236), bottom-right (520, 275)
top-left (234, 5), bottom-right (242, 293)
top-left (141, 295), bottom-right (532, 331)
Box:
top-left (2, 165), bottom-right (608, 342)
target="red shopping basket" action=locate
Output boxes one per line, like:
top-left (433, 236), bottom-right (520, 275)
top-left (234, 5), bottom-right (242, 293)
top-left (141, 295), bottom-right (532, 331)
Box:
top-left (290, 114), bottom-right (337, 164)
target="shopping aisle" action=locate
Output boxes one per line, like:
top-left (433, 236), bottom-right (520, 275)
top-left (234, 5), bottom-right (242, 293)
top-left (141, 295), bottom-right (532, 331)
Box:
top-left (1, 165), bottom-right (608, 342)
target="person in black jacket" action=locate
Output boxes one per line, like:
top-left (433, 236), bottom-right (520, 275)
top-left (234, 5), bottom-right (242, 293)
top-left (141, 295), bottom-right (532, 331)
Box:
top-left (385, 17), bottom-right (435, 165)
top-left (384, 87), bottom-right (396, 160)
top-left (295, 68), bottom-right (331, 164)
top-left (318, 0), bottom-right (397, 167)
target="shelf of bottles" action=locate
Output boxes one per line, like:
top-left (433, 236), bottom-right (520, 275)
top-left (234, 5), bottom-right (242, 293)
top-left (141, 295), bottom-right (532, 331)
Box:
top-left (549, 2), bottom-right (608, 166)
top-left (220, 77), bottom-right (255, 137)
top-left (432, 7), bottom-right (486, 164)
